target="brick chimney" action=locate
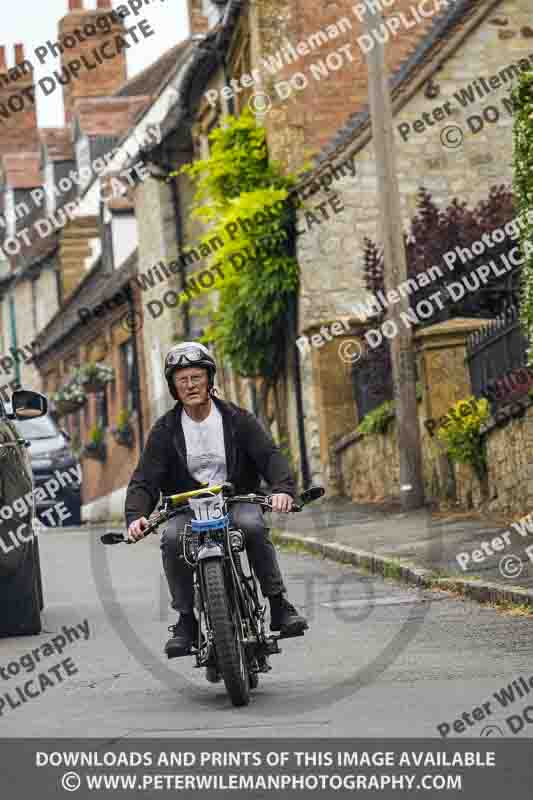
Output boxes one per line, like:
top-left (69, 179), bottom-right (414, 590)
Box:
top-left (188, 0), bottom-right (210, 36)
top-left (0, 44), bottom-right (39, 154)
top-left (58, 0), bottom-right (127, 124)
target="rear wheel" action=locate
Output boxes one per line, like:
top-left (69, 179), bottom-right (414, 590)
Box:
top-left (202, 559), bottom-right (250, 707)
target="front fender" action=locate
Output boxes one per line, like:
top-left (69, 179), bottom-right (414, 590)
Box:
top-left (197, 543), bottom-right (224, 561)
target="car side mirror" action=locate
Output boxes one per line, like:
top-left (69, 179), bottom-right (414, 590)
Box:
top-left (12, 390), bottom-right (48, 419)
top-left (60, 428), bottom-right (71, 442)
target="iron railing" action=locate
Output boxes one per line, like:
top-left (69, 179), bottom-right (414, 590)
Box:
top-left (466, 305), bottom-right (530, 409)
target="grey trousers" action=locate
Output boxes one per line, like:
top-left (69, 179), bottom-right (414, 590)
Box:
top-left (160, 502), bottom-right (286, 614)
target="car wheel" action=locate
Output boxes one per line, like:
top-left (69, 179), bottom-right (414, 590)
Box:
top-left (0, 545), bottom-right (41, 637)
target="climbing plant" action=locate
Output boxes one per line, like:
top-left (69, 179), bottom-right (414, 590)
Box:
top-left (512, 70), bottom-right (533, 361)
top-left (178, 109), bottom-right (301, 390)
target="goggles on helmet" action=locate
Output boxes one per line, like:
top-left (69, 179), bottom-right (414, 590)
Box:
top-left (166, 346), bottom-right (211, 369)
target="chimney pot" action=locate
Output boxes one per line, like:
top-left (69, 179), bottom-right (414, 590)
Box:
top-left (0, 46), bottom-right (6, 71)
top-left (68, 0), bottom-right (83, 10)
top-left (14, 43), bottom-right (25, 64)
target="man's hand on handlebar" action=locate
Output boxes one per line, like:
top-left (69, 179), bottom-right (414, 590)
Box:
top-left (128, 516), bottom-right (149, 542)
top-left (270, 493), bottom-right (294, 513)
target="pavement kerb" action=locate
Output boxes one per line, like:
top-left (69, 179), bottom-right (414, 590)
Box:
top-left (271, 530), bottom-right (533, 612)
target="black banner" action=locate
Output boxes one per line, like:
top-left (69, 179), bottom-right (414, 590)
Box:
top-left (1, 738), bottom-right (531, 798)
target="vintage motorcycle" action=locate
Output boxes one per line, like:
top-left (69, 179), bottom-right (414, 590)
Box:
top-left (101, 482), bottom-right (324, 707)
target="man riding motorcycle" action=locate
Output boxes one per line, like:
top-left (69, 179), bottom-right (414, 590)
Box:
top-left (125, 342), bottom-right (308, 657)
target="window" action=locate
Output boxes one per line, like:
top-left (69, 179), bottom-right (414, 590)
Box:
top-left (120, 340), bottom-right (139, 413)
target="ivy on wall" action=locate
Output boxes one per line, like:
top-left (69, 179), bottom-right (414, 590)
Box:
top-left (512, 71), bottom-right (533, 359)
top-left (178, 109), bottom-right (301, 383)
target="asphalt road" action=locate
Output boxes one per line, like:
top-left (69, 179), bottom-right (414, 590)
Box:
top-left (2, 522), bottom-right (533, 739)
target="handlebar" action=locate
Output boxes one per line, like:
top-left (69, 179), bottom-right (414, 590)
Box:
top-left (101, 485), bottom-right (325, 546)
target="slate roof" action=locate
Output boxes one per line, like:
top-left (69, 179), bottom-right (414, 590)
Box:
top-left (116, 41), bottom-right (192, 101)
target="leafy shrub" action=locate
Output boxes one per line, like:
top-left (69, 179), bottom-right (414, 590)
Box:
top-left (363, 185), bottom-right (518, 322)
top-left (436, 396), bottom-right (490, 479)
top-left (356, 400), bottom-right (395, 435)
top-left (179, 109), bottom-right (301, 383)
top-left (512, 71), bottom-right (533, 360)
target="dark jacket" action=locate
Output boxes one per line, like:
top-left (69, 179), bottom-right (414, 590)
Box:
top-left (125, 397), bottom-right (295, 526)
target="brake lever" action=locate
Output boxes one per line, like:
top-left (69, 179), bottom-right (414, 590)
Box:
top-left (100, 508), bottom-right (172, 546)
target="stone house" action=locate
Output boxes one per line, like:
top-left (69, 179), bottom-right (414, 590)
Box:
top-left (289, 0), bottom-right (533, 493)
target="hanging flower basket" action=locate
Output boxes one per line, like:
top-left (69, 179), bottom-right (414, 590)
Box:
top-left (51, 380), bottom-right (87, 418)
top-left (54, 399), bottom-right (83, 417)
top-left (76, 362), bottom-right (115, 395)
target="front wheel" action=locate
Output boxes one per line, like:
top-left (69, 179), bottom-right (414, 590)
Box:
top-left (202, 559), bottom-right (250, 707)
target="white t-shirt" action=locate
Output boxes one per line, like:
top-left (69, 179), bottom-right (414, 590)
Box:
top-left (181, 402), bottom-right (227, 486)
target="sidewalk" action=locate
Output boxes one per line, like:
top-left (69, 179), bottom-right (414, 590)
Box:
top-left (275, 497), bottom-right (533, 609)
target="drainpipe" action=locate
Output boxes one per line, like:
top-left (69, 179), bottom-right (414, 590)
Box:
top-left (288, 291), bottom-right (310, 490)
top-left (8, 294), bottom-right (20, 387)
top-left (168, 176), bottom-right (190, 337)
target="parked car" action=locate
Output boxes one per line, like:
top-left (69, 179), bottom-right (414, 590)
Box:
top-left (10, 408), bottom-right (82, 526)
top-left (0, 389), bottom-right (48, 637)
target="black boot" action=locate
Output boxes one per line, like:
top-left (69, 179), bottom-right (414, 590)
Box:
top-left (269, 594), bottom-right (308, 636)
top-left (165, 613), bottom-right (200, 658)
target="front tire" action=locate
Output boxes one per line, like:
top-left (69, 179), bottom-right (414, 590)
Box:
top-left (202, 559), bottom-right (250, 707)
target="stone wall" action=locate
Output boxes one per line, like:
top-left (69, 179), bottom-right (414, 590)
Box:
top-left (456, 405), bottom-right (533, 515)
top-left (335, 399), bottom-right (439, 503)
top-left (335, 314), bottom-right (533, 518)
top-left (336, 396), bottom-right (533, 519)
